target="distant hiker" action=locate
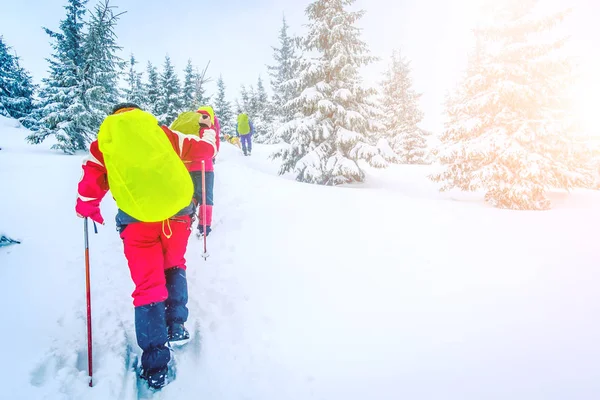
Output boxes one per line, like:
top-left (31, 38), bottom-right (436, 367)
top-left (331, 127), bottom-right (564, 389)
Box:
top-left (193, 106), bottom-right (219, 237)
top-left (236, 113), bottom-right (254, 156)
top-left (170, 106), bottom-right (220, 237)
top-left (75, 103), bottom-right (217, 390)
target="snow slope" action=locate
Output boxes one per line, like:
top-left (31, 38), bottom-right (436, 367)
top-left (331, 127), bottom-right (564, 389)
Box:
top-left (1, 115), bottom-right (600, 399)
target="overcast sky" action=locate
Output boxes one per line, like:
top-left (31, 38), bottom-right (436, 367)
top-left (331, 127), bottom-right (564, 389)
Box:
top-left (1, 0), bottom-right (598, 133)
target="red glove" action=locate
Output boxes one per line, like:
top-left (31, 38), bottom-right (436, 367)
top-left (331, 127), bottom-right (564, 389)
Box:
top-left (76, 198), bottom-right (104, 225)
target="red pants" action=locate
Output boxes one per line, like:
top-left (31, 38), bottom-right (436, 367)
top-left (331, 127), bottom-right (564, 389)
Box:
top-left (120, 216), bottom-right (191, 307)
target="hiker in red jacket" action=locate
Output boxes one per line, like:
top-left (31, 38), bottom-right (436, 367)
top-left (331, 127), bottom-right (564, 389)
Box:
top-left (75, 103), bottom-right (217, 389)
top-left (192, 106), bottom-right (220, 237)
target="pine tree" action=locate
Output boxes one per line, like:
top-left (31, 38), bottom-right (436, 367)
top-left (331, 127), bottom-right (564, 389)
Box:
top-left (144, 61), bottom-right (161, 115)
top-left (193, 71), bottom-right (209, 108)
top-left (273, 0), bottom-right (386, 185)
top-left (380, 50), bottom-right (429, 164)
top-left (430, 0), bottom-right (593, 210)
top-left (81, 0), bottom-right (125, 134)
top-left (256, 76), bottom-right (272, 122)
top-left (181, 59), bottom-right (195, 110)
top-left (256, 77), bottom-right (269, 111)
top-left (125, 53), bottom-right (145, 106)
top-left (0, 36), bottom-right (36, 127)
top-left (267, 15), bottom-right (300, 124)
top-left (213, 75), bottom-right (234, 134)
top-left (247, 85), bottom-right (258, 118)
top-left (27, 0), bottom-right (90, 153)
top-left (234, 98), bottom-right (243, 115)
top-left (156, 55), bottom-right (182, 125)
top-left (250, 76), bottom-right (274, 143)
top-left (239, 84), bottom-right (250, 112)
top-left (193, 63), bottom-right (211, 108)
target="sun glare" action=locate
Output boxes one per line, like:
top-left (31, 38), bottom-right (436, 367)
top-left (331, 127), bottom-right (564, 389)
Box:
top-left (573, 69), bottom-right (600, 136)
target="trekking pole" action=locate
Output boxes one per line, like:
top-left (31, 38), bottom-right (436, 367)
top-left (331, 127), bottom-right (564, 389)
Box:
top-left (201, 160), bottom-right (209, 260)
top-left (84, 218), bottom-right (94, 387)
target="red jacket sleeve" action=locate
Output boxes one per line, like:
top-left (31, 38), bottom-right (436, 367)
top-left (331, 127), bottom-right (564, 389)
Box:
top-left (78, 141), bottom-right (109, 201)
top-left (161, 126), bottom-right (217, 169)
top-left (76, 141), bottom-right (109, 222)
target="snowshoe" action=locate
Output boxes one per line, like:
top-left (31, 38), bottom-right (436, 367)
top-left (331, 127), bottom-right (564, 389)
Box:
top-left (168, 323), bottom-right (190, 346)
top-left (139, 365), bottom-right (168, 390)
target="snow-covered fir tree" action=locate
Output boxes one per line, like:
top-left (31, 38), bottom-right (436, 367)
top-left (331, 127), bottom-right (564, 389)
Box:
top-left (430, 0), bottom-right (593, 210)
top-left (27, 0), bottom-right (90, 153)
top-left (213, 75), bottom-right (234, 134)
top-left (0, 36), bottom-right (37, 128)
top-left (125, 54), bottom-right (145, 107)
top-left (236, 78), bottom-right (273, 142)
top-left (238, 85), bottom-right (250, 114)
top-left (144, 61), bottom-right (161, 115)
top-left (27, 0), bottom-right (124, 153)
top-left (249, 76), bottom-right (274, 143)
top-left (156, 55), bottom-right (182, 125)
top-left (256, 76), bottom-right (272, 123)
top-left (181, 59), bottom-right (195, 110)
top-left (247, 85), bottom-right (258, 119)
top-left (380, 50), bottom-right (429, 164)
top-left (267, 15), bottom-right (300, 125)
top-left (80, 0), bottom-right (125, 133)
top-left (193, 63), bottom-right (211, 108)
top-left (273, 0), bottom-right (387, 185)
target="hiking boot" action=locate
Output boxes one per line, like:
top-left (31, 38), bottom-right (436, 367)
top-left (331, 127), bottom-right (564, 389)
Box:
top-left (168, 323), bottom-right (190, 344)
top-left (140, 366), bottom-right (168, 390)
top-left (198, 225), bottom-right (212, 236)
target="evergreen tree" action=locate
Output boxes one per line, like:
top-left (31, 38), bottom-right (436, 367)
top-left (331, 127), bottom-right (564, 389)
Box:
top-left (239, 84), bottom-right (250, 112)
top-left (380, 50), bottom-right (429, 164)
top-left (27, 0), bottom-right (89, 153)
top-left (193, 63), bottom-right (211, 108)
top-left (156, 55), bottom-right (182, 125)
top-left (125, 53), bottom-right (145, 106)
top-left (181, 59), bottom-right (195, 110)
top-left (247, 85), bottom-right (258, 118)
top-left (256, 76), bottom-right (270, 118)
top-left (267, 15), bottom-right (300, 124)
top-left (250, 76), bottom-right (274, 143)
top-left (0, 36), bottom-right (37, 127)
top-left (234, 98), bottom-right (243, 115)
top-left (144, 61), bottom-right (161, 115)
top-left (430, 0), bottom-right (593, 210)
top-left (81, 0), bottom-right (125, 133)
top-left (213, 75), bottom-right (234, 134)
top-left (273, 0), bottom-right (386, 185)
top-left (193, 71), bottom-right (209, 108)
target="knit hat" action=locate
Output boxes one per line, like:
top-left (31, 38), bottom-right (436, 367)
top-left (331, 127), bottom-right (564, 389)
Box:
top-left (196, 105), bottom-right (215, 125)
top-left (111, 102), bottom-right (142, 115)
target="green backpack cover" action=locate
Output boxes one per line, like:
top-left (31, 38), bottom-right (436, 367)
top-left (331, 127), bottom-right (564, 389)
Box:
top-left (237, 113), bottom-right (250, 135)
top-left (97, 109), bottom-right (193, 222)
top-left (170, 111), bottom-right (201, 136)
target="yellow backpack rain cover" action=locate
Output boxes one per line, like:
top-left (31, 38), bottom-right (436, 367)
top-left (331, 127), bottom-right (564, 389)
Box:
top-left (97, 109), bottom-right (194, 222)
top-left (170, 111), bottom-right (201, 136)
top-left (237, 113), bottom-right (251, 135)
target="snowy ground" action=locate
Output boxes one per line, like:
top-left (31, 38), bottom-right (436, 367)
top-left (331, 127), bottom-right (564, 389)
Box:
top-left (2, 115), bottom-right (600, 399)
